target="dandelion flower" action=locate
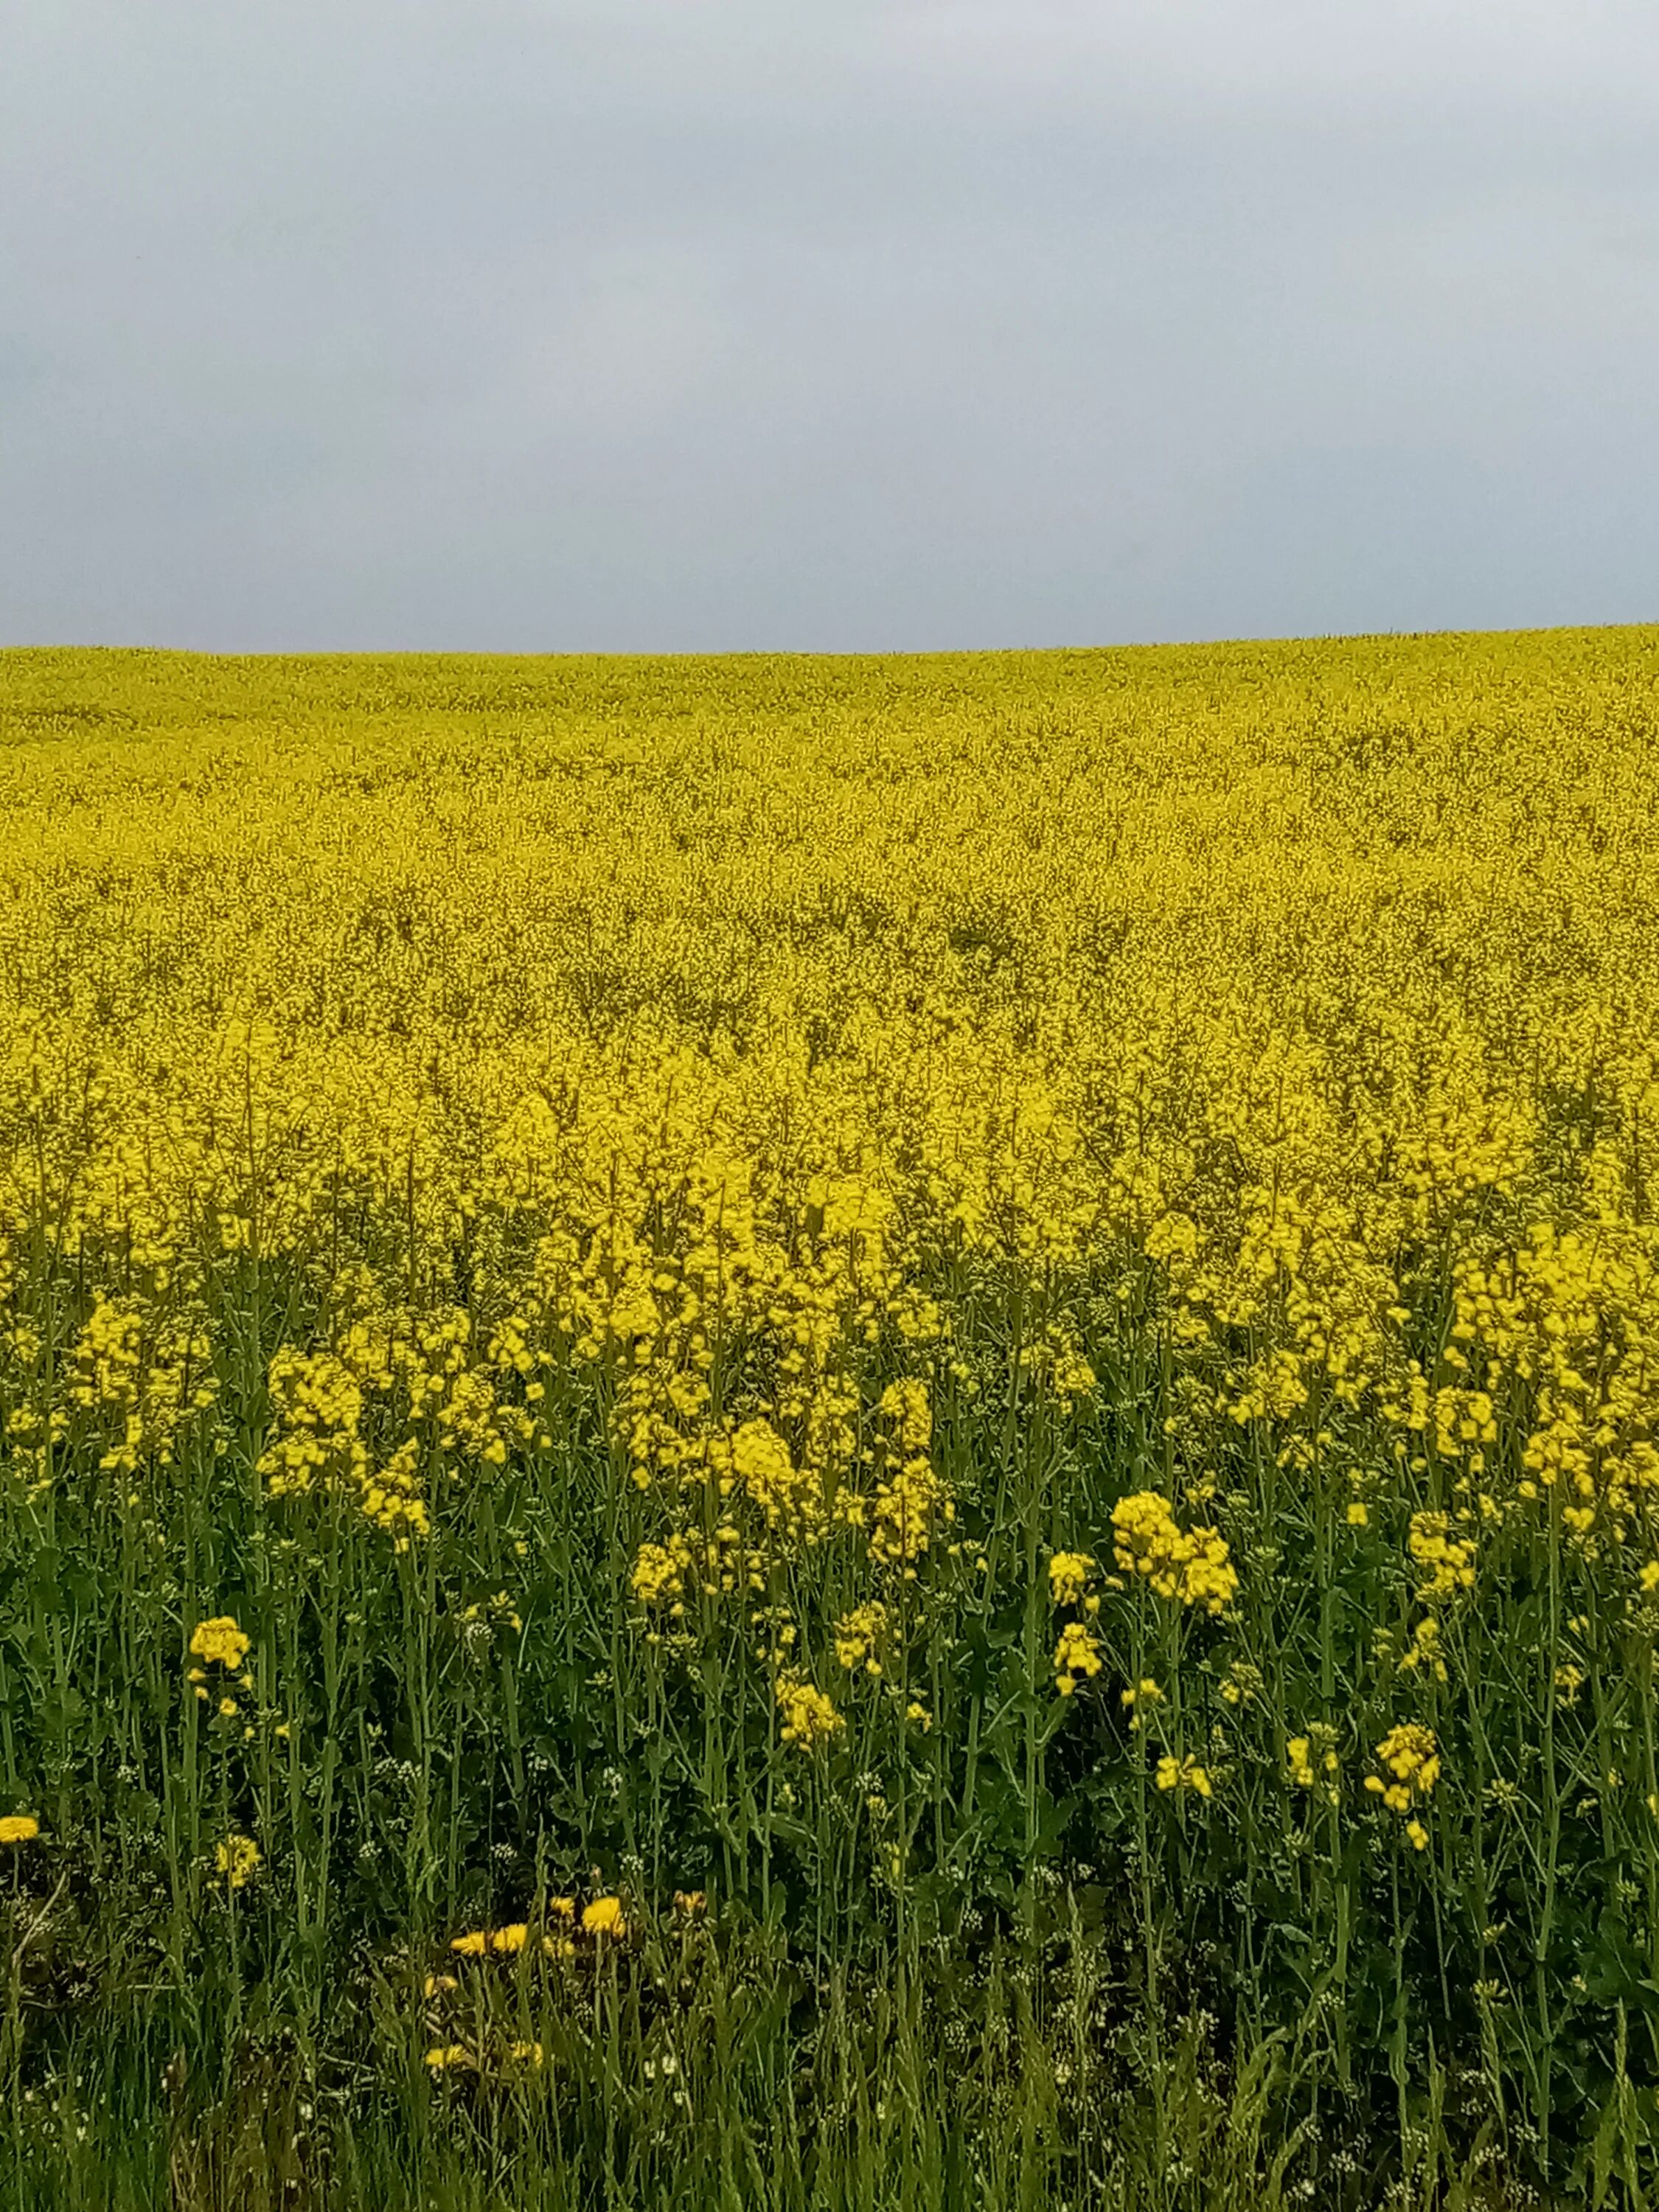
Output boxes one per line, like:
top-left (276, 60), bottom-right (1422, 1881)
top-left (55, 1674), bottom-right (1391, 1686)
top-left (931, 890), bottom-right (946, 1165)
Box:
top-left (583, 1895), bottom-right (627, 1938)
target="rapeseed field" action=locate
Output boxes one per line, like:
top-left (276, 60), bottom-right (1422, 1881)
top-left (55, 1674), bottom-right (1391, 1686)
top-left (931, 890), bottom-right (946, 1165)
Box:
top-left (2, 631), bottom-right (1658, 2208)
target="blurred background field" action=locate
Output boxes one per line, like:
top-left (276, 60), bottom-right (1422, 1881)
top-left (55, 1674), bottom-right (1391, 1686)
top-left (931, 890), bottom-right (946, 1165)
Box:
top-left (3, 630), bottom-right (1659, 2208)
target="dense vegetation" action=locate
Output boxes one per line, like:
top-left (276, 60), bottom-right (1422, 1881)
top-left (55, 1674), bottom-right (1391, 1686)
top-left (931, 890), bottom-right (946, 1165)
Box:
top-left (3, 633), bottom-right (1659, 2207)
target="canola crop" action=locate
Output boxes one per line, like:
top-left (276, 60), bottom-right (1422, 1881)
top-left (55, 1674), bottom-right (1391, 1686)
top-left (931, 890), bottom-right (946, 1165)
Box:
top-left (4, 631), bottom-right (1659, 2187)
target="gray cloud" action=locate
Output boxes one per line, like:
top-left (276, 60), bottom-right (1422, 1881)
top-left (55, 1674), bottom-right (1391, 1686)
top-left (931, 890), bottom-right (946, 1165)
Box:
top-left (3, 0), bottom-right (1656, 650)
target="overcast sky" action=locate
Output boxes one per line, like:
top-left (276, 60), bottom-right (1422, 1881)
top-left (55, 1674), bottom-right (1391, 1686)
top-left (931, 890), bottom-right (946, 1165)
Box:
top-left (2, 0), bottom-right (1657, 653)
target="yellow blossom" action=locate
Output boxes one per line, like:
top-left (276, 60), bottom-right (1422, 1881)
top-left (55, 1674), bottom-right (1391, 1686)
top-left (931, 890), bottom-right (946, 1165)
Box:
top-left (776, 1672), bottom-right (844, 1748)
top-left (1053, 1621), bottom-right (1103, 1696)
top-left (1047, 1551), bottom-right (1096, 1607)
top-left (1155, 1755), bottom-right (1213, 1798)
top-left (190, 1616), bottom-right (251, 1670)
top-left (215, 1834), bottom-right (261, 1890)
top-left (1110, 1492), bottom-right (1237, 1613)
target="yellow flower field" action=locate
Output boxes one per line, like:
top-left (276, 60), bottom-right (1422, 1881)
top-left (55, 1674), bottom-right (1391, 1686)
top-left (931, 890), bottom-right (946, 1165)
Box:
top-left (2, 630), bottom-right (1658, 2204)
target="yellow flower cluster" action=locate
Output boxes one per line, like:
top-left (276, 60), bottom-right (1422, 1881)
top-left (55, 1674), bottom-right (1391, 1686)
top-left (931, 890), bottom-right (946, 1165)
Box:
top-left (69, 1295), bottom-right (217, 1476)
top-left (1365, 1725), bottom-right (1441, 1848)
top-left (424, 2037), bottom-right (544, 2074)
top-left (190, 1616), bottom-right (251, 1670)
top-left (878, 1377), bottom-right (933, 1454)
top-left (1287, 1730), bottom-right (1340, 1804)
top-left (1397, 1618), bottom-right (1448, 1682)
top-left (448, 1896), bottom-right (623, 1955)
top-left (835, 1601), bottom-right (889, 1674)
top-left (1110, 1492), bottom-right (1238, 1615)
top-left (1155, 1754), bottom-right (1213, 1798)
top-left (361, 1436), bottom-right (430, 1545)
top-left (631, 1537), bottom-right (692, 1608)
top-left (776, 1672), bottom-right (844, 1749)
top-left (215, 1834), bottom-right (261, 1889)
top-left (1407, 1512), bottom-right (1476, 1600)
top-left (868, 1456), bottom-right (953, 1574)
top-left (1053, 1621), bottom-right (1104, 1696)
top-left (1047, 1551), bottom-right (1096, 1609)
top-left (451, 1923), bottom-right (529, 1956)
